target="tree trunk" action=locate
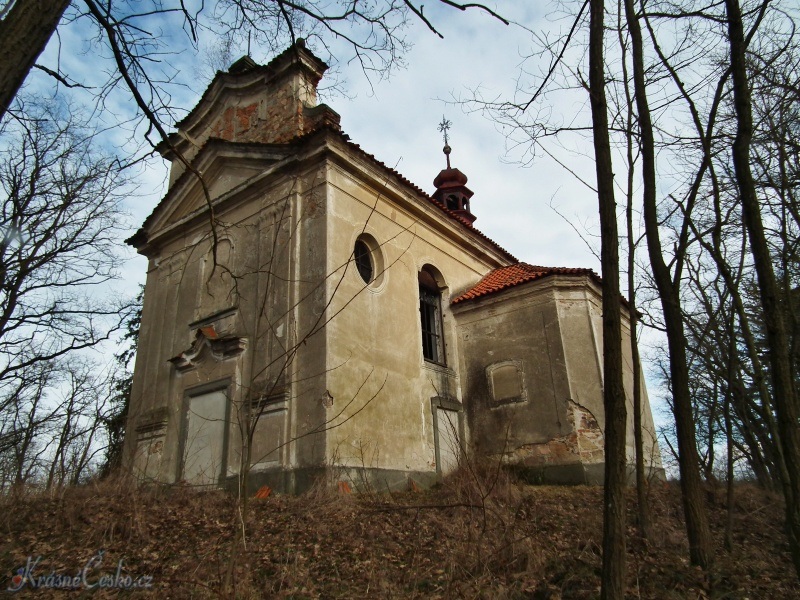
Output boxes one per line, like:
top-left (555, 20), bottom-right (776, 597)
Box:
top-left (589, 1), bottom-right (628, 598)
top-left (0, 0), bottom-right (69, 120)
top-left (724, 0), bottom-right (800, 578)
top-left (617, 0), bottom-right (652, 541)
top-left (625, 0), bottom-right (713, 569)
top-left (630, 297), bottom-right (653, 537)
top-left (724, 382), bottom-right (735, 552)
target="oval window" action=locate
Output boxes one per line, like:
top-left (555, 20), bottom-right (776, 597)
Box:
top-left (354, 239), bottom-right (373, 283)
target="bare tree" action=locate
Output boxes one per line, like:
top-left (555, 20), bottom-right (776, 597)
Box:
top-left (2, 3), bottom-right (513, 347)
top-left (587, 1), bottom-right (628, 597)
top-left (44, 358), bottom-right (117, 487)
top-left (0, 360), bottom-right (53, 485)
top-left (0, 355), bottom-right (121, 488)
top-left (0, 96), bottom-right (133, 486)
top-left (622, 0), bottom-right (714, 569)
top-left (615, 1), bottom-right (652, 540)
top-left (724, 0), bottom-right (800, 575)
top-left (0, 98), bottom-right (130, 383)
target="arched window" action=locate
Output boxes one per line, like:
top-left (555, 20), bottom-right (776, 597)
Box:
top-left (419, 268), bottom-right (445, 364)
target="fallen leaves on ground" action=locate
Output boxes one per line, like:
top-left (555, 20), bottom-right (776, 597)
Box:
top-left (0, 473), bottom-right (796, 599)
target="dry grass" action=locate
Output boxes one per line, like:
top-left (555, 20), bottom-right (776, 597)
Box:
top-left (0, 472), bottom-right (796, 598)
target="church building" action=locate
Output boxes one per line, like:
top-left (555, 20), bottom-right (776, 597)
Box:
top-left (124, 41), bottom-right (663, 493)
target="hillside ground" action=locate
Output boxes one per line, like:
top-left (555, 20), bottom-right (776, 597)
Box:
top-left (1, 467), bottom-right (797, 598)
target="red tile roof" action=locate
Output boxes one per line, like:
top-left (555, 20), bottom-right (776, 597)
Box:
top-left (451, 263), bottom-right (596, 304)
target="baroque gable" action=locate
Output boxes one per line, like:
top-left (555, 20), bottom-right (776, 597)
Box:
top-left (136, 141), bottom-right (293, 247)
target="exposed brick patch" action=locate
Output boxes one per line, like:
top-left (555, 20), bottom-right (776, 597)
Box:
top-left (568, 400), bottom-right (605, 463)
top-left (511, 434), bottom-right (581, 467)
top-left (205, 93), bottom-right (339, 146)
top-left (503, 400), bottom-right (605, 468)
top-left (237, 103), bottom-right (258, 131)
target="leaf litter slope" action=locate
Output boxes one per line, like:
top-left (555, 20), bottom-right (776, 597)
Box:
top-left (1, 477), bottom-right (797, 598)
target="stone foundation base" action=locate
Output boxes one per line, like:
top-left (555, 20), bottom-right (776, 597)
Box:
top-left (220, 462), bottom-right (667, 495)
top-left (224, 466), bottom-right (440, 496)
top-left (508, 462), bottom-right (666, 486)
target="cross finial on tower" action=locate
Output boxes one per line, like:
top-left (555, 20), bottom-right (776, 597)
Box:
top-left (437, 115), bottom-right (453, 168)
top-left (438, 115), bottom-right (452, 145)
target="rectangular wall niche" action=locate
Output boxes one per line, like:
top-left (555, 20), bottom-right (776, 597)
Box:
top-left (133, 408), bottom-right (168, 481)
top-left (181, 385), bottom-right (229, 486)
top-left (248, 390), bottom-right (288, 470)
top-left (486, 360), bottom-right (527, 406)
top-left (431, 396), bottom-right (463, 476)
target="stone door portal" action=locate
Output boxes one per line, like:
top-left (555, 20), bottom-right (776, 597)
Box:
top-left (182, 388), bottom-right (228, 486)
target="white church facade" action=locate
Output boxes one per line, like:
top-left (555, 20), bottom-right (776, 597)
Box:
top-left (124, 41), bottom-right (662, 493)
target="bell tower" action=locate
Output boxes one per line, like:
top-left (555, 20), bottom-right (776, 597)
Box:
top-left (431, 117), bottom-right (476, 225)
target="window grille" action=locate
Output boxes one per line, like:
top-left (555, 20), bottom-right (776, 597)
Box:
top-left (419, 286), bottom-right (444, 364)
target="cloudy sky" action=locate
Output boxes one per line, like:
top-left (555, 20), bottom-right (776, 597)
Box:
top-left (328, 3), bottom-right (601, 271)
